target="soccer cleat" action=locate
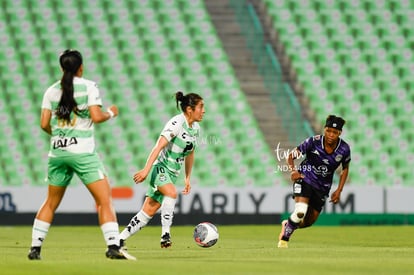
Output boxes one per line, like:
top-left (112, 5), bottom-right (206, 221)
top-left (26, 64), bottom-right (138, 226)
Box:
top-left (28, 246), bottom-right (41, 260)
top-left (105, 246), bottom-right (136, 260)
top-left (277, 240), bottom-right (289, 248)
top-left (105, 247), bottom-right (126, 259)
top-left (160, 233), bottom-right (172, 248)
top-left (278, 220), bottom-right (289, 248)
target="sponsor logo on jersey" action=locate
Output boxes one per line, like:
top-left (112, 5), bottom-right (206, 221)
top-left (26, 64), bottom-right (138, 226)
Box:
top-left (53, 137), bottom-right (78, 149)
top-left (315, 165), bottom-right (329, 177)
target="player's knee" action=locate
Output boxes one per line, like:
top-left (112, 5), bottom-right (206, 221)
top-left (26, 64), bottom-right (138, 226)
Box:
top-left (291, 202), bottom-right (308, 223)
top-left (295, 202), bottom-right (308, 218)
top-left (159, 184), bottom-right (177, 198)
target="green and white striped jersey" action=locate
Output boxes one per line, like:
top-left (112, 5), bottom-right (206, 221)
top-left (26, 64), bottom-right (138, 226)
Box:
top-left (156, 113), bottom-right (200, 176)
top-left (41, 77), bottom-right (102, 157)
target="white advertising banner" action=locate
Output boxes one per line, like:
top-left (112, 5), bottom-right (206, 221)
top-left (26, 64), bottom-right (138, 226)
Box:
top-left (1, 184), bottom-right (413, 214)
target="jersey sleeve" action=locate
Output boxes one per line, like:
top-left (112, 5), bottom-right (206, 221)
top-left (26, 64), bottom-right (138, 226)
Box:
top-left (41, 89), bottom-right (52, 110)
top-left (342, 146), bottom-right (351, 167)
top-left (297, 136), bottom-right (315, 154)
top-left (160, 117), bottom-right (182, 142)
top-left (88, 83), bottom-right (103, 106)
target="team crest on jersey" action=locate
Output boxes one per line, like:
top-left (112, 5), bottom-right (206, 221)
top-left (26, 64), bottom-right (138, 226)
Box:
top-left (314, 135), bottom-right (321, 140)
top-left (335, 154), bottom-right (343, 162)
top-left (159, 174), bottom-right (167, 182)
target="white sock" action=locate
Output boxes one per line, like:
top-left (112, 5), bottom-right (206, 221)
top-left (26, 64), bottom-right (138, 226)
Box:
top-left (100, 222), bottom-right (120, 247)
top-left (31, 219), bottom-right (51, 247)
top-left (161, 196), bottom-right (176, 236)
top-left (119, 210), bottom-right (151, 240)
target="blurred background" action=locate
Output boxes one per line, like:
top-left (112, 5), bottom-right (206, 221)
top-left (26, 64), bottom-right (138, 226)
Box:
top-left (0, 0), bottom-right (413, 224)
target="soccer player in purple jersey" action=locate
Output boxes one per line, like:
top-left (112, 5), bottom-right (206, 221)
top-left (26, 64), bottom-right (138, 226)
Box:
top-left (278, 115), bottom-right (351, 248)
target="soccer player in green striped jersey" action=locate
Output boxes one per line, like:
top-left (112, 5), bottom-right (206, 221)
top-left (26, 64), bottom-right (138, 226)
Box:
top-left (28, 50), bottom-right (135, 260)
top-left (119, 91), bottom-right (204, 248)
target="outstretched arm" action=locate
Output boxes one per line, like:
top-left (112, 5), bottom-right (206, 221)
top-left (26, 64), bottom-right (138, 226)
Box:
top-left (133, 136), bottom-right (169, 183)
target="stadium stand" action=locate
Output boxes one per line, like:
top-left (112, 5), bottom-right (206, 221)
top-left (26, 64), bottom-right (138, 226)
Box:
top-left (2, 0), bottom-right (411, 188)
top-left (262, 0), bottom-right (414, 185)
top-left (0, 0), bottom-right (281, 188)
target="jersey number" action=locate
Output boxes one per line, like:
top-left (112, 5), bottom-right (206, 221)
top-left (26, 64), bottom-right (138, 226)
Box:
top-left (156, 167), bottom-right (166, 174)
top-left (57, 114), bottom-right (77, 127)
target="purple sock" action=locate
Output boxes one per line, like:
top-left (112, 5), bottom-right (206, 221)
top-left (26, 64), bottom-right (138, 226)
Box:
top-left (282, 219), bottom-right (299, 241)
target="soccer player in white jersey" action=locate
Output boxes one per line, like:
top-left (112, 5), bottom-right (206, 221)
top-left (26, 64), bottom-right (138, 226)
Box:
top-left (119, 91), bottom-right (204, 249)
top-left (28, 49), bottom-right (135, 260)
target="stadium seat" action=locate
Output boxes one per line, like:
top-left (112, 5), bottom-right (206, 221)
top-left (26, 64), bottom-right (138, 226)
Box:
top-left (263, 0), bottom-right (414, 186)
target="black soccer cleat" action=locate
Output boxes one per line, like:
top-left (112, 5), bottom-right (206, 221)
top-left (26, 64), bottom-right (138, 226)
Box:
top-left (105, 247), bottom-right (126, 259)
top-left (105, 246), bottom-right (136, 260)
top-left (160, 233), bottom-right (172, 248)
top-left (28, 246), bottom-right (41, 260)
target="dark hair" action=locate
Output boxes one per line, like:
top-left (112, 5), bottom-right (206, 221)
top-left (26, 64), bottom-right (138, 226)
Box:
top-left (56, 49), bottom-right (83, 123)
top-left (325, 114), bottom-right (346, 131)
top-left (175, 91), bottom-right (203, 113)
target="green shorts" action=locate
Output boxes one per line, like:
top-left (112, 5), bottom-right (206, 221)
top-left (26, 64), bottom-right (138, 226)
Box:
top-left (47, 153), bottom-right (107, 187)
top-left (146, 163), bottom-right (178, 204)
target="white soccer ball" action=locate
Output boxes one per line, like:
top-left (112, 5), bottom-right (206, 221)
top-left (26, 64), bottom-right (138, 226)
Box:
top-left (193, 222), bottom-right (219, 248)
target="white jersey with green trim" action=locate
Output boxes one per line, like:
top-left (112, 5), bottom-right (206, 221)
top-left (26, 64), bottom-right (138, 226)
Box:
top-left (156, 113), bottom-right (200, 176)
top-left (41, 77), bottom-right (102, 157)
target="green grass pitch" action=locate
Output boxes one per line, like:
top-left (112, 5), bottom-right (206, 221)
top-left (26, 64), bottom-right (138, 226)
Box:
top-left (1, 225), bottom-right (413, 274)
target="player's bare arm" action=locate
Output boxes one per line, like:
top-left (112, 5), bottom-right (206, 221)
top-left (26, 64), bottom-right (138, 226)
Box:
top-left (133, 136), bottom-right (169, 183)
top-left (89, 105), bottom-right (118, 123)
top-left (182, 150), bottom-right (194, 195)
top-left (40, 108), bottom-right (52, 135)
top-left (287, 148), bottom-right (304, 182)
top-left (330, 163), bottom-right (350, 204)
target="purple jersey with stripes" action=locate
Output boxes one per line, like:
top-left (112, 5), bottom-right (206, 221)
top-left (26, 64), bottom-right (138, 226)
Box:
top-left (296, 135), bottom-right (351, 194)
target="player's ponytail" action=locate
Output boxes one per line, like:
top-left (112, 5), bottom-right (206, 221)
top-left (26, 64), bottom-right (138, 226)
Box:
top-left (56, 49), bottom-right (82, 123)
top-left (175, 91), bottom-right (203, 113)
